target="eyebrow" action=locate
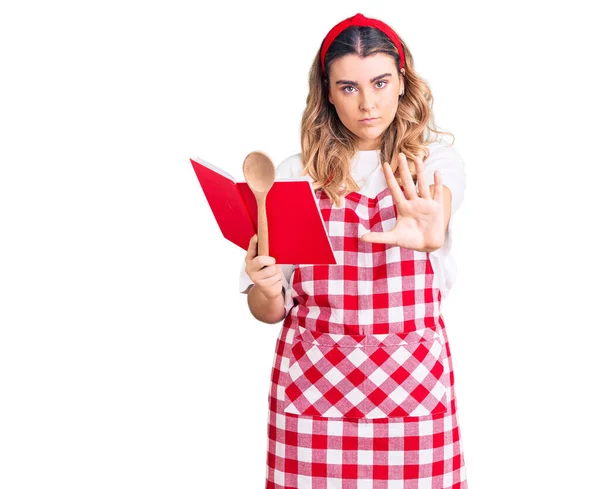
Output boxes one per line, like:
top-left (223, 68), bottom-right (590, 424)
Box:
top-left (335, 73), bottom-right (393, 86)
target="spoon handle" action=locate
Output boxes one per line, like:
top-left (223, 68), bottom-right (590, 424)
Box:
top-left (257, 194), bottom-right (269, 257)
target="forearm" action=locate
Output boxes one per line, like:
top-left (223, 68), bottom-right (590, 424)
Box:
top-left (247, 284), bottom-right (286, 324)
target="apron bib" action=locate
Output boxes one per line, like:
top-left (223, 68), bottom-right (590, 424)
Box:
top-left (281, 187), bottom-right (450, 420)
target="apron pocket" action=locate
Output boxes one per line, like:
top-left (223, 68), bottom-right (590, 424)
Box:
top-left (282, 327), bottom-right (450, 419)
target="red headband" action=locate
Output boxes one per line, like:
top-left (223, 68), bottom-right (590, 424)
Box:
top-left (320, 13), bottom-right (405, 73)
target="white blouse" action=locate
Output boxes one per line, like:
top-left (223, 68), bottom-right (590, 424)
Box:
top-left (239, 140), bottom-right (466, 312)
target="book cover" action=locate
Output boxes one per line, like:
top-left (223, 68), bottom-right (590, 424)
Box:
top-left (190, 157), bottom-right (337, 265)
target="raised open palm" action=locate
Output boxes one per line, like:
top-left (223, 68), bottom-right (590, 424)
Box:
top-left (360, 152), bottom-right (445, 252)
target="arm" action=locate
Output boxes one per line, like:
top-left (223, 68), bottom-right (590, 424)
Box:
top-left (246, 284), bottom-right (286, 324)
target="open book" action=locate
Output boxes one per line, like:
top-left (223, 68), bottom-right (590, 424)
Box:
top-left (190, 157), bottom-right (337, 265)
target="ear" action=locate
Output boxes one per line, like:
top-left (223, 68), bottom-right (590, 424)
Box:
top-left (324, 77), bottom-right (332, 105)
top-left (399, 71), bottom-right (405, 94)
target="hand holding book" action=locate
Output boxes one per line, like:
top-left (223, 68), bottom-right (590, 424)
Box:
top-left (244, 234), bottom-right (284, 300)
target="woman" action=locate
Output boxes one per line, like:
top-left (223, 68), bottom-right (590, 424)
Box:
top-left (240, 13), bottom-right (468, 488)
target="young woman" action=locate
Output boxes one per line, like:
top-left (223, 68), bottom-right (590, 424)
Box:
top-left (240, 13), bottom-right (468, 488)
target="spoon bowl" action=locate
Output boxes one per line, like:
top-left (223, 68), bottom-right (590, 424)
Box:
top-left (242, 151), bottom-right (276, 257)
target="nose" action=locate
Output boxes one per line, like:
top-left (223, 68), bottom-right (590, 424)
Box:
top-left (359, 92), bottom-right (376, 112)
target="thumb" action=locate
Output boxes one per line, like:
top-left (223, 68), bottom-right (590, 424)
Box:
top-left (246, 234), bottom-right (258, 258)
top-left (360, 231), bottom-right (394, 244)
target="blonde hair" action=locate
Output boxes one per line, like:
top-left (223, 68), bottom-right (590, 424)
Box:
top-left (300, 25), bottom-right (455, 207)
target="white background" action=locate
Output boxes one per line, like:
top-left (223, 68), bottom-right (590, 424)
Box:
top-left (1, 1), bottom-right (599, 488)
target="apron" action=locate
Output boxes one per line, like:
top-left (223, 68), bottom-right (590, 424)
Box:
top-left (265, 186), bottom-right (468, 488)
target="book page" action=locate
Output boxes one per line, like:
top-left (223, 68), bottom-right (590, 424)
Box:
top-left (191, 157), bottom-right (236, 182)
top-left (192, 159), bottom-right (313, 185)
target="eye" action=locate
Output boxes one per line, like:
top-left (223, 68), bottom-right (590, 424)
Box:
top-left (341, 80), bottom-right (388, 94)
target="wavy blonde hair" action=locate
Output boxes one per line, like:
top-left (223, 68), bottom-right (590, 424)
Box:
top-left (300, 25), bottom-right (455, 207)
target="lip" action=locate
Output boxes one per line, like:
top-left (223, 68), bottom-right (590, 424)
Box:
top-left (359, 117), bottom-right (380, 124)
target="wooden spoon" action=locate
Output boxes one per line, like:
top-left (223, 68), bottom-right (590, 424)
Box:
top-left (242, 151), bottom-right (275, 257)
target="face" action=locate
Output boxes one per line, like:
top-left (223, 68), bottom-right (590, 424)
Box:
top-left (327, 53), bottom-right (404, 150)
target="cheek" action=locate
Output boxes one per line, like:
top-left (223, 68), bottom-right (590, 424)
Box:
top-left (383, 97), bottom-right (399, 114)
top-left (334, 100), bottom-right (354, 120)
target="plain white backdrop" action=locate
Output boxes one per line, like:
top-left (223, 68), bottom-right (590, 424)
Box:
top-left (1, 1), bottom-right (599, 487)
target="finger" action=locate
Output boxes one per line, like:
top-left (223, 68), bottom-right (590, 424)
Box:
top-left (415, 157), bottom-right (432, 199)
top-left (433, 170), bottom-right (444, 205)
top-left (360, 230), bottom-right (396, 245)
top-left (252, 255), bottom-right (276, 271)
top-left (260, 273), bottom-right (283, 287)
top-left (383, 162), bottom-right (407, 206)
top-left (246, 234), bottom-right (258, 261)
top-left (255, 276), bottom-right (283, 296)
top-left (251, 263), bottom-right (278, 281)
top-left (397, 153), bottom-right (418, 199)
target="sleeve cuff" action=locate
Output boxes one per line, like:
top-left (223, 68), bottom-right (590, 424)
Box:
top-left (239, 259), bottom-right (254, 293)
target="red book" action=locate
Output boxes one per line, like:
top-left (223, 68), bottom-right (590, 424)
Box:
top-left (190, 157), bottom-right (337, 265)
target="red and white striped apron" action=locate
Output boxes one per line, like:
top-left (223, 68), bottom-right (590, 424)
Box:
top-left (265, 187), bottom-right (468, 488)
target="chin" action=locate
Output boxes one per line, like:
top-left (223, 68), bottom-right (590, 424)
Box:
top-left (358, 129), bottom-right (385, 141)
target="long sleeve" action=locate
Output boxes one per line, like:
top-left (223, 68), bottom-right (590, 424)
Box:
top-left (421, 141), bottom-right (467, 298)
top-left (421, 141), bottom-right (466, 217)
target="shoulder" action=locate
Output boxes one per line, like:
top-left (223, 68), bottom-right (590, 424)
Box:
top-left (422, 139), bottom-right (467, 212)
top-left (424, 139), bottom-right (465, 168)
top-left (275, 152), bottom-right (304, 179)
